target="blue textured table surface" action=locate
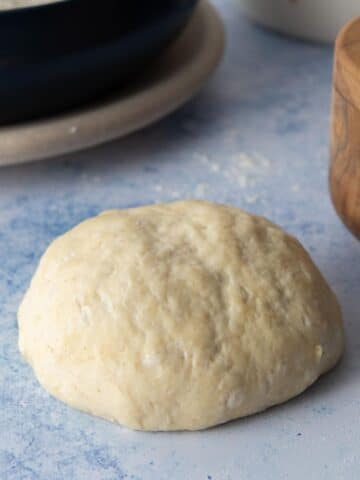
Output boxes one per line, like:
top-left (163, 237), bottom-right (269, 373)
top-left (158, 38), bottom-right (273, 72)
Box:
top-left (1, 1), bottom-right (360, 479)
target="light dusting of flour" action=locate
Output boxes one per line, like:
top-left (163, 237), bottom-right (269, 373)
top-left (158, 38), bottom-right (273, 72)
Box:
top-left (152, 151), bottom-right (271, 205)
top-left (194, 183), bottom-right (207, 198)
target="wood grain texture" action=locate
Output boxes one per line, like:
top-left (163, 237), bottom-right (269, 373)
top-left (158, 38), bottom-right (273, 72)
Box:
top-left (330, 18), bottom-right (360, 239)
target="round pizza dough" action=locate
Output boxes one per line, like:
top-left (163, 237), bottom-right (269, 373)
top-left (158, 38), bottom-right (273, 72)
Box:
top-left (18, 200), bottom-right (344, 431)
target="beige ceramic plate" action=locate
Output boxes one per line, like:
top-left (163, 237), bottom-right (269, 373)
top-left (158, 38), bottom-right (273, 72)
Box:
top-left (0, 0), bottom-right (224, 166)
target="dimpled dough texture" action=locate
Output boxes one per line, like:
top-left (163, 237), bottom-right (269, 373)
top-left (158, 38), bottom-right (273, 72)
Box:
top-left (18, 200), bottom-right (344, 431)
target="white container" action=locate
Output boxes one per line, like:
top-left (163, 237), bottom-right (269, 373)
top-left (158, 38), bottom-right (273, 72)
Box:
top-left (237, 0), bottom-right (360, 43)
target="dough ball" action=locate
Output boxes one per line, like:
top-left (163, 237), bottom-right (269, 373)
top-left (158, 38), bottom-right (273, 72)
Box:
top-left (18, 200), bottom-right (344, 431)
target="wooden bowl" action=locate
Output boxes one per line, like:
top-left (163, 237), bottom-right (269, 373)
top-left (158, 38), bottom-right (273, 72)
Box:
top-left (0, 0), bottom-right (198, 124)
top-left (330, 16), bottom-right (360, 239)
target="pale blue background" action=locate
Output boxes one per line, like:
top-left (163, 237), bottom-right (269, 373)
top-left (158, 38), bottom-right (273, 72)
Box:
top-left (1, 1), bottom-right (360, 479)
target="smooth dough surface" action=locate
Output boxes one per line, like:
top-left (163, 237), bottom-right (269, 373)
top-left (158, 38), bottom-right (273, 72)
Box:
top-left (18, 200), bottom-right (344, 431)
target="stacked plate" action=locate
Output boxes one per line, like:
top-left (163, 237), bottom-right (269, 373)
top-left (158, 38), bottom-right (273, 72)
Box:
top-left (0, 0), bottom-right (224, 165)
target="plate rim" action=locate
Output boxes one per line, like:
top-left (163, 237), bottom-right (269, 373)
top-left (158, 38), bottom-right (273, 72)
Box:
top-left (0, 0), bottom-right (224, 167)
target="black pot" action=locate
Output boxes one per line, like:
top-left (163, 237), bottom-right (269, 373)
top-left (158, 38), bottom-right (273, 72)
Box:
top-left (0, 0), bottom-right (198, 124)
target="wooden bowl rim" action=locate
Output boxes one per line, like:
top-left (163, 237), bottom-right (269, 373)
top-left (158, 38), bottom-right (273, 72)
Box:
top-left (336, 16), bottom-right (360, 80)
